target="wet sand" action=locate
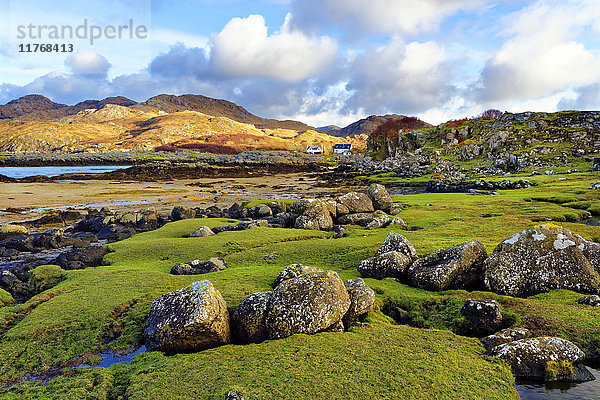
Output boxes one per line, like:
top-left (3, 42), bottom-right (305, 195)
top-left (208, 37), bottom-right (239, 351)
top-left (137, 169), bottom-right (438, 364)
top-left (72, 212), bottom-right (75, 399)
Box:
top-left (0, 172), bottom-right (361, 224)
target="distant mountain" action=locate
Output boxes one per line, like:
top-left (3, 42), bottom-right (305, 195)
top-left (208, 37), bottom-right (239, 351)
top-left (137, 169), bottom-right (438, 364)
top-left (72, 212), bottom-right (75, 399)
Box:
top-left (0, 95), bottom-right (67, 119)
top-left (334, 114), bottom-right (432, 137)
top-left (318, 125), bottom-right (342, 132)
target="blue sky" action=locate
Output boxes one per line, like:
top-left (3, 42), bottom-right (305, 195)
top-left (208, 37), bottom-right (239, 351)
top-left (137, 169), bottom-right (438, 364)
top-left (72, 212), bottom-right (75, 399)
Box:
top-left (1, 0), bottom-right (600, 126)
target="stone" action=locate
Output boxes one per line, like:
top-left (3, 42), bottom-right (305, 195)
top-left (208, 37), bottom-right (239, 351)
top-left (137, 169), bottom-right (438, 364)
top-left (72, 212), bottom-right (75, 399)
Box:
top-left (295, 203), bottom-right (333, 230)
top-left (358, 251), bottom-right (412, 280)
top-left (231, 292), bottom-right (272, 344)
top-left (266, 269), bottom-right (350, 339)
top-left (227, 203), bottom-right (247, 219)
top-left (273, 264), bottom-right (321, 287)
top-left (225, 391), bottom-right (245, 400)
top-left (236, 220), bottom-right (269, 230)
top-left (0, 270), bottom-right (29, 300)
top-left (96, 224), bottom-right (136, 242)
top-left (336, 192), bottom-right (374, 213)
top-left (189, 226), bottom-right (215, 238)
top-left (389, 217), bottom-right (407, 229)
top-left (267, 200), bottom-right (287, 215)
top-left (408, 240), bottom-right (487, 291)
top-left (0, 224), bottom-right (28, 240)
top-left (249, 204), bottom-right (272, 219)
top-left (337, 212), bottom-right (382, 227)
top-left (483, 224), bottom-right (600, 297)
top-left (143, 280), bottom-right (230, 352)
top-left (266, 212), bottom-right (295, 228)
top-left (171, 206), bottom-right (195, 221)
top-left (388, 203), bottom-right (403, 215)
top-left (460, 299), bottom-right (503, 335)
top-left (577, 295), bottom-right (600, 307)
top-left (331, 225), bottom-right (346, 238)
top-left (343, 278), bottom-right (376, 326)
top-left (486, 337), bottom-right (593, 382)
top-left (376, 231), bottom-right (418, 261)
top-left (55, 245), bottom-right (109, 270)
top-left (366, 214), bottom-right (392, 229)
top-left (480, 328), bottom-right (532, 351)
top-left (367, 184), bottom-right (393, 212)
top-left (170, 258), bottom-right (227, 275)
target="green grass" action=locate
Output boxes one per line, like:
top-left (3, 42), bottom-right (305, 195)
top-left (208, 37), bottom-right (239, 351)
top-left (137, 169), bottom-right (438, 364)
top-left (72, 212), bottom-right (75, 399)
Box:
top-left (0, 289), bottom-right (13, 308)
top-left (0, 172), bottom-right (599, 398)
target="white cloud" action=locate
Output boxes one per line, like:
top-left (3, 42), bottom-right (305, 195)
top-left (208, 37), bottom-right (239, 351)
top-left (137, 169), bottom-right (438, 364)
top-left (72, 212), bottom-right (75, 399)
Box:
top-left (210, 14), bottom-right (338, 82)
top-left (65, 49), bottom-right (111, 76)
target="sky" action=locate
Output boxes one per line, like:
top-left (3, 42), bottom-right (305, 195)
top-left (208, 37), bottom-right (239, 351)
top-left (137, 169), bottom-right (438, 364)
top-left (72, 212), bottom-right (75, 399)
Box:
top-left (1, 0), bottom-right (600, 127)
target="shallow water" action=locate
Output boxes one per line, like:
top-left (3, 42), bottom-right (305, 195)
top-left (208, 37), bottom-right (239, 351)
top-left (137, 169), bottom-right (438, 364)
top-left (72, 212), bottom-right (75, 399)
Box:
top-left (0, 166), bottom-right (131, 179)
top-left (515, 362), bottom-right (600, 399)
top-left (78, 346), bottom-right (147, 369)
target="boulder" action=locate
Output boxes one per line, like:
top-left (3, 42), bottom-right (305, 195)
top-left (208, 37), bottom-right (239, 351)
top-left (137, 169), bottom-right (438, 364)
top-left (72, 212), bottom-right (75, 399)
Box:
top-left (267, 200), bottom-right (287, 215)
top-left (0, 224), bottom-right (28, 240)
top-left (295, 203), bottom-right (333, 230)
top-left (460, 299), bottom-right (503, 335)
top-left (273, 264), bottom-right (321, 287)
top-left (55, 246), bottom-right (109, 270)
top-left (480, 328), bottom-right (531, 351)
top-left (336, 192), bottom-right (374, 213)
top-left (225, 391), bottom-right (245, 400)
top-left (189, 226), bottom-right (215, 238)
top-left (143, 280), bottom-right (230, 352)
top-left (366, 214), bottom-right (392, 230)
top-left (231, 292), bottom-right (272, 343)
top-left (388, 203), bottom-right (403, 215)
top-left (408, 240), bottom-right (487, 291)
top-left (249, 204), bottom-right (272, 219)
top-left (577, 295), bottom-right (600, 306)
top-left (266, 270), bottom-right (350, 339)
top-left (483, 224), bottom-right (600, 297)
top-left (0, 270), bottom-right (29, 300)
top-left (376, 231), bottom-right (418, 261)
top-left (266, 212), bottom-right (295, 228)
top-left (171, 206), bottom-right (195, 221)
top-left (96, 224), bottom-right (136, 242)
top-left (28, 265), bottom-right (67, 294)
top-left (486, 337), bottom-right (593, 382)
top-left (331, 225), bottom-right (346, 238)
top-left (389, 217), bottom-right (407, 229)
top-left (227, 203), bottom-right (247, 219)
top-left (170, 258), bottom-right (227, 275)
top-left (343, 278), bottom-right (376, 325)
top-left (358, 251), bottom-right (412, 280)
top-left (367, 184), bottom-right (393, 212)
top-left (236, 220), bottom-right (269, 230)
top-left (337, 212), bottom-right (382, 227)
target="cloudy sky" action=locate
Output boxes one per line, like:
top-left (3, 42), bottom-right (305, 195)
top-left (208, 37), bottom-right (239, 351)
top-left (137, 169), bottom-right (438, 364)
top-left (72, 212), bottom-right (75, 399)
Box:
top-left (1, 0), bottom-right (600, 126)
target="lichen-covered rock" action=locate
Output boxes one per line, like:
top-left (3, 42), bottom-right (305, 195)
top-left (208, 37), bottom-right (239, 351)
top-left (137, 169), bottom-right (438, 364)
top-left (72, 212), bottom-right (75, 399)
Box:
top-left (55, 246), bottom-right (109, 270)
top-left (170, 258), bottom-right (227, 275)
top-left (343, 278), bottom-right (376, 325)
top-left (189, 226), bottom-right (215, 237)
top-left (483, 224), bottom-right (600, 297)
top-left (389, 203), bottom-right (403, 215)
top-left (480, 328), bottom-right (531, 351)
top-left (331, 225), bottom-right (346, 238)
top-left (171, 206), bottom-right (195, 221)
top-left (367, 184), bottom-right (393, 212)
top-left (486, 337), bottom-right (592, 382)
top-left (366, 214), bottom-right (392, 230)
top-left (273, 264), bottom-right (321, 287)
top-left (336, 192), bottom-right (374, 213)
top-left (143, 280), bottom-right (230, 352)
top-left (231, 292), bottom-right (272, 343)
top-left (337, 212), bottom-right (382, 227)
top-left (358, 251), bottom-right (412, 280)
top-left (376, 231), bottom-right (418, 261)
top-left (577, 295), bottom-right (600, 306)
top-left (225, 391), bottom-right (245, 400)
top-left (0, 224), bottom-right (28, 240)
top-left (266, 200), bottom-right (287, 215)
top-left (249, 204), bottom-right (272, 219)
top-left (295, 202), bottom-right (333, 230)
top-left (408, 240), bottom-right (487, 291)
top-left (266, 270), bottom-right (350, 339)
top-left (460, 299), bottom-right (503, 334)
top-left (389, 217), bottom-right (407, 229)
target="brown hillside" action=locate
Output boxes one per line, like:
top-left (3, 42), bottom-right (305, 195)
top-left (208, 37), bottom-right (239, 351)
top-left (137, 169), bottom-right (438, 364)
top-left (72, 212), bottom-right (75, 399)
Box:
top-left (335, 114), bottom-right (432, 137)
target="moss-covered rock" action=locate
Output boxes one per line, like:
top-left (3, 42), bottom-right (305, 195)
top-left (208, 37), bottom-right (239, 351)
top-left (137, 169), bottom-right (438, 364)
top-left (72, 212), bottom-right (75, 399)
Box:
top-left (483, 224), bottom-right (600, 297)
top-left (358, 251), bottom-right (412, 280)
top-left (28, 264), bottom-right (67, 294)
top-left (367, 184), bottom-right (393, 212)
top-left (0, 224), bottom-right (28, 240)
top-left (343, 278), bottom-right (376, 326)
top-left (231, 292), bottom-right (272, 344)
top-left (336, 192), bottom-right (374, 213)
top-left (480, 328), bottom-right (531, 351)
top-left (0, 287), bottom-right (14, 307)
top-left (143, 280), bottom-right (231, 352)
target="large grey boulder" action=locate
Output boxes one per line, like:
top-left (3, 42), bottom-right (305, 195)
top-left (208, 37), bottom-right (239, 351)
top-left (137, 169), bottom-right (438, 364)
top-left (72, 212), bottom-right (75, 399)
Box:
top-left (188, 226), bottom-right (215, 238)
top-left (366, 214), bottom-right (392, 230)
top-left (143, 280), bottom-right (231, 352)
top-left (0, 224), bottom-right (28, 240)
top-left (483, 224), bottom-right (600, 297)
top-left (231, 292), bottom-right (272, 344)
top-left (480, 328), bottom-right (531, 351)
top-left (486, 337), bottom-right (594, 382)
top-left (295, 202), bottom-right (333, 230)
top-left (266, 270), bottom-right (350, 339)
top-left (249, 204), bottom-right (272, 219)
top-left (376, 231), bottom-right (418, 261)
top-left (408, 240), bottom-right (487, 291)
top-left (358, 251), bottom-right (412, 280)
top-left (336, 192), bottom-right (374, 213)
top-left (460, 299), bottom-right (503, 335)
top-left (367, 184), bottom-right (393, 212)
top-left (343, 278), bottom-right (376, 325)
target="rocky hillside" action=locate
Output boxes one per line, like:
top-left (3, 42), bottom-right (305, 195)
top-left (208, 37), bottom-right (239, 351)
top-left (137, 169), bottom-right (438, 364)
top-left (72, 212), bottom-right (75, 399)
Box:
top-left (0, 95), bottom-right (366, 153)
top-left (333, 114), bottom-right (432, 138)
top-left (367, 111), bottom-right (600, 171)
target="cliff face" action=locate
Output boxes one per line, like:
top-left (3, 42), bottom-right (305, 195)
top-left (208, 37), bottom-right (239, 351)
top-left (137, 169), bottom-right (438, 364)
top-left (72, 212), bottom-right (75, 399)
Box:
top-left (368, 111), bottom-right (600, 168)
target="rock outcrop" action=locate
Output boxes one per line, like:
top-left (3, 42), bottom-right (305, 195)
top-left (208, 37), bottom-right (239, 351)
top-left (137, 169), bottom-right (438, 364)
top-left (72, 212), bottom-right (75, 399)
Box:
top-left (483, 224), bottom-right (600, 297)
top-left (358, 232), bottom-right (418, 280)
top-left (170, 258), bottom-right (227, 275)
top-left (480, 328), bottom-right (531, 351)
top-left (460, 299), bottom-right (503, 335)
top-left (143, 280), bottom-right (230, 352)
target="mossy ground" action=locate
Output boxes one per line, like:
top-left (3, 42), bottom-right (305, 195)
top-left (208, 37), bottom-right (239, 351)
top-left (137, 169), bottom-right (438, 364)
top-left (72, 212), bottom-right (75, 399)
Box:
top-left (1, 171), bottom-right (599, 399)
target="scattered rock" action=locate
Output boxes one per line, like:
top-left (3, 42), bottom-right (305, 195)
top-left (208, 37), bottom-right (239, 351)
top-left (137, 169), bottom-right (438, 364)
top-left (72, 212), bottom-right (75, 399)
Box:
top-left (0, 270), bottom-right (29, 301)
top-left (295, 202), bottom-right (333, 230)
top-left (336, 192), bottom-right (374, 213)
top-left (171, 206), bottom-right (195, 221)
top-left (189, 226), bottom-right (215, 238)
top-left (248, 204), bottom-right (272, 219)
top-left (331, 225), bottom-right (346, 238)
top-left (337, 212), bottom-right (382, 227)
top-left (55, 245), bottom-right (109, 270)
top-left (170, 258), bottom-right (227, 275)
top-left (376, 231), bottom-right (418, 261)
top-left (366, 214), bottom-right (392, 229)
top-left (388, 203), bottom-right (403, 215)
top-left (225, 391), bottom-right (245, 400)
top-left (358, 251), bottom-right (412, 280)
top-left (343, 278), bottom-right (376, 325)
top-left (96, 224), bottom-right (137, 242)
top-left (266, 200), bottom-right (287, 215)
top-left (577, 295), bottom-right (600, 307)
top-left (486, 337), bottom-right (593, 382)
top-left (460, 299), bottom-right (503, 335)
top-left (231, 292), bottom-right (272, 344)
top-left (408, 240), bottom-right (487, 291)
top-left (143, 280), bottom-right (231, 352)
top-left (273, 264), bottom-right (321, 287)
top-left (483, 224), bottom-right (600, 297)
top-left (367, 184), bottom-right (393, 212)
top-left (480, 328), bottom-right (531, 351)
top-left (389, 217), bottom-right (407, 229)
top-left (0, 224), bottom-right (28, 240)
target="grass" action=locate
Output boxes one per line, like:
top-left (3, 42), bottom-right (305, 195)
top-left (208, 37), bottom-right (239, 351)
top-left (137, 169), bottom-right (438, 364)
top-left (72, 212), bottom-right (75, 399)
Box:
top-left (0, 171), bottom-right (599, 398)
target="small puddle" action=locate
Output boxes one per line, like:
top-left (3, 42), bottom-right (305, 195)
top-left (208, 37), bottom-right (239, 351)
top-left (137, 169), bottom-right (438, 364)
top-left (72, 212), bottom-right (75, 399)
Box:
top-left (78, 346), bottom-right (147, 369)
top-left (515, 361), bottom-right (600, 399)
top-left (579, 217), bottom-right (600, 227)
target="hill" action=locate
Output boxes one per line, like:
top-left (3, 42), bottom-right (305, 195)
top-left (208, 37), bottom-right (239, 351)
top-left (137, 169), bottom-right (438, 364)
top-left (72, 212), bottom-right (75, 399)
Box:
top-left (333, 114), bottom-right (432, 138)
